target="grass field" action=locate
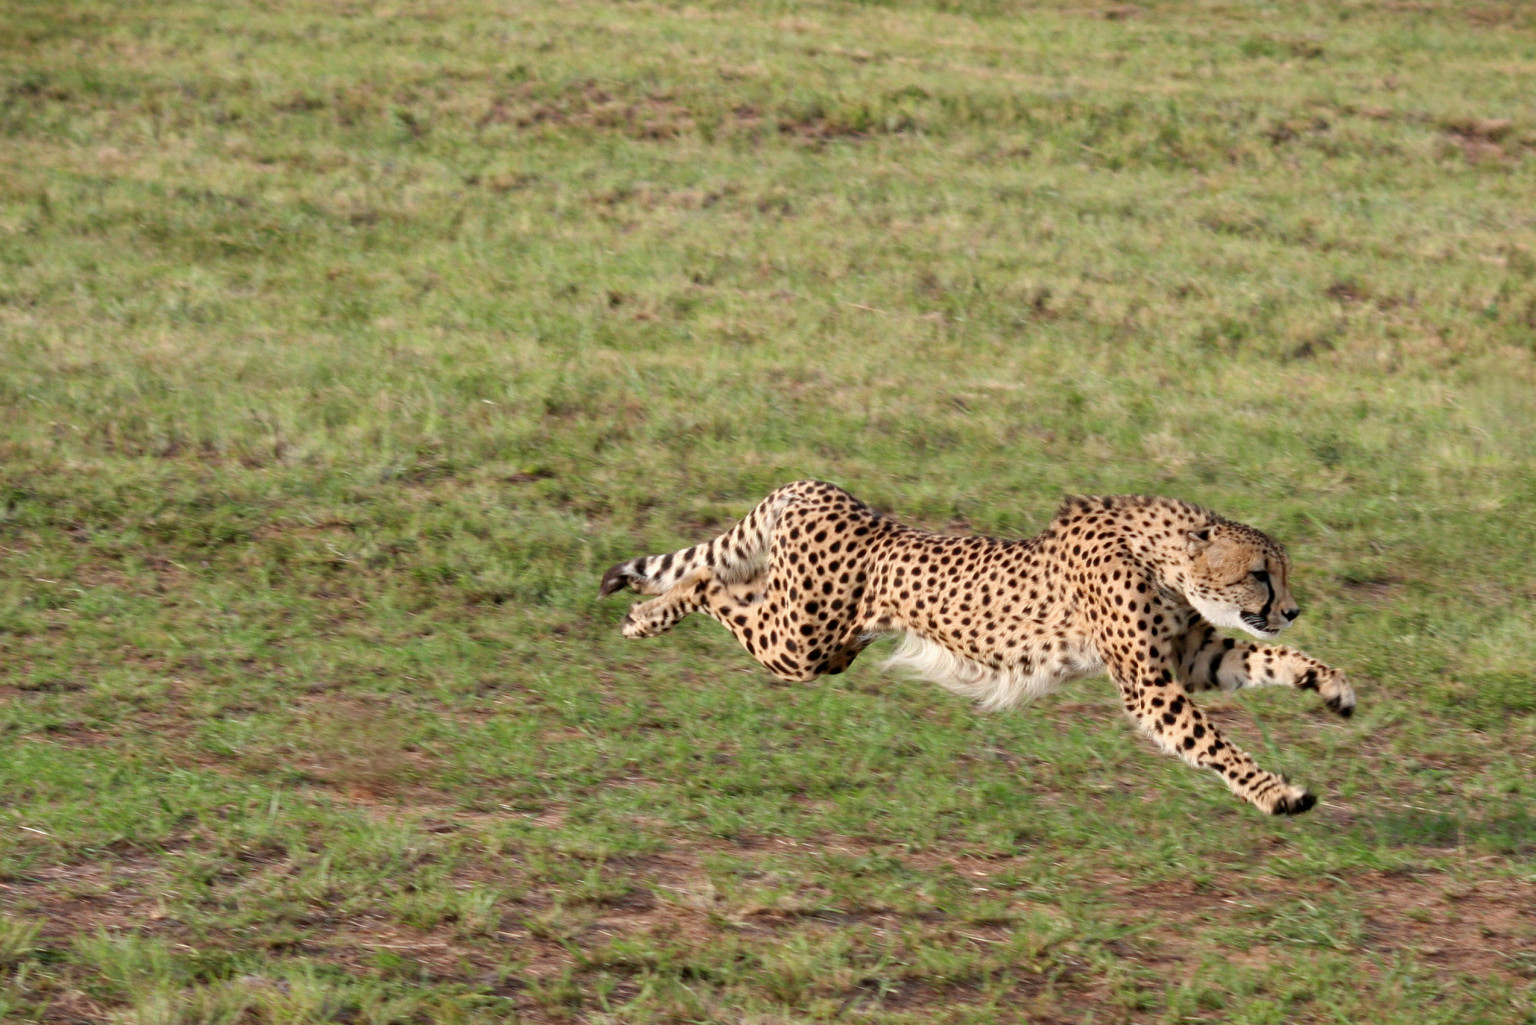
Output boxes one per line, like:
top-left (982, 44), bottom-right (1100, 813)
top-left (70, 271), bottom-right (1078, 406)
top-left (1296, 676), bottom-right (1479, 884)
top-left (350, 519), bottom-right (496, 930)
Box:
top-left (3, 0), bottom-right (1536, 1021)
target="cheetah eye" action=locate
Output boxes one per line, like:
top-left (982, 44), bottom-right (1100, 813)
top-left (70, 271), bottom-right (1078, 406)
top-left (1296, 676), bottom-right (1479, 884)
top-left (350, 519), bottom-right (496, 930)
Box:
top-left (1251, 569), bottom-right (1269, 584)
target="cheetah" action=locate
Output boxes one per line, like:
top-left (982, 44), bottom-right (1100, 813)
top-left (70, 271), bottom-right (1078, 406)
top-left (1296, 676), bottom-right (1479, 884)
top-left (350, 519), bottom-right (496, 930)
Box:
top-left (600, 481), bottom-right (1354, 815)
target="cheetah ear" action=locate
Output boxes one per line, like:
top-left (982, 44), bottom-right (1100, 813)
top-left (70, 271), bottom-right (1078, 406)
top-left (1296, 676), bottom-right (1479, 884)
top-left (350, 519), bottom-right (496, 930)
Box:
top-left (1186, 527), bottom-right (1213, 555)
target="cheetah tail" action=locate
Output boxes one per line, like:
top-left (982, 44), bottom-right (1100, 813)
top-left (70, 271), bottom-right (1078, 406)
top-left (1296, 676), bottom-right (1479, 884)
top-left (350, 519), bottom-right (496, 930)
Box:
top-left (598, 559), bottom-right (640, 598)
top-left (598, 482), bottom-right (805, 599)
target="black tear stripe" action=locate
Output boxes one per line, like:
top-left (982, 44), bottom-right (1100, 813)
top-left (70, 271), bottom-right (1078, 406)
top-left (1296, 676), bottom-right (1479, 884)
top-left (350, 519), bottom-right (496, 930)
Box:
top-left (1256, 577), bottom-right (1274, 623)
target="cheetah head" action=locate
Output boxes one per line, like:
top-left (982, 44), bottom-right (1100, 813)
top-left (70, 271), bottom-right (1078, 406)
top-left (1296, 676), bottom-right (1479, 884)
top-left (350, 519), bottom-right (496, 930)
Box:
top-left (1181, 523), bottom-right (1300, 640)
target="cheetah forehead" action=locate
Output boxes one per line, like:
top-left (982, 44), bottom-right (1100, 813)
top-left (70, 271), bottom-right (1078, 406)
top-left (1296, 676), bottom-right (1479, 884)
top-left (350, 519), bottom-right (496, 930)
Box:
top-left (1211, 520), bottom-right (1287, 557)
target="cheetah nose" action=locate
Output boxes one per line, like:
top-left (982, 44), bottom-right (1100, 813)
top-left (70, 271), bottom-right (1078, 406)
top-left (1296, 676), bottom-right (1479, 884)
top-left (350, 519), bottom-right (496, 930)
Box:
top-left (1282, 608), bottom-right (1301, 622)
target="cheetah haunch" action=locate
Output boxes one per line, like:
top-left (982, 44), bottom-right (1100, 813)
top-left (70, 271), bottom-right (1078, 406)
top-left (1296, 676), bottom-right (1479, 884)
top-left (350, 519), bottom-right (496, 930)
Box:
top-left (600, 481), bottom-right (1354, 815)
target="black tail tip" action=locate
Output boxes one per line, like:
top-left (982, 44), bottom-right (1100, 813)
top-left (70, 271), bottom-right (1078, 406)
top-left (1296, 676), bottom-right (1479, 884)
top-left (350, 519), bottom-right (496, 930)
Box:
top-left (598, 563), bottom-right (631, 598)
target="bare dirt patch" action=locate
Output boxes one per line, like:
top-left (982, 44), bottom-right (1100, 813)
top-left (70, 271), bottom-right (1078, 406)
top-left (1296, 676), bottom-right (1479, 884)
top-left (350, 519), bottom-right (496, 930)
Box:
top-left (480, 82), bottom-right (699, 140)
top-left (1103, 868), bottom-right (1536, 984)
top-left (1441, 115), bottom-right (1532, 164)
top-left (2, 847), bottom-right (189, 941)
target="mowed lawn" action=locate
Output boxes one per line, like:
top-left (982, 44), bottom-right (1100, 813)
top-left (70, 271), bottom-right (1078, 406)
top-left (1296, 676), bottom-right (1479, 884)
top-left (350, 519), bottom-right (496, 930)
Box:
top-left (3, 0), bottom-right (1536, 1021)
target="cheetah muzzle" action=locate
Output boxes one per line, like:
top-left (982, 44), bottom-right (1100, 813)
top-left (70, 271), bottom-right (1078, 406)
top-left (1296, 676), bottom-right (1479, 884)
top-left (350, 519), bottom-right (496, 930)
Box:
top-left (600, 481), bottom-right (1356, 815)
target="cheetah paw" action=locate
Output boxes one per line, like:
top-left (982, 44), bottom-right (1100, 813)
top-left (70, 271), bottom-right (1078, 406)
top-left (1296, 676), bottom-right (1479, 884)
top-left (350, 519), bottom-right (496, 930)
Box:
top-left (621, 599), bottom-right (675, 639)
top-left (1299, 666), bottom-right (1356, 719)
top-left (1319, 669), bottom-right (1356, 719)
top-left (1267, 785), bottom-right (1317, 816)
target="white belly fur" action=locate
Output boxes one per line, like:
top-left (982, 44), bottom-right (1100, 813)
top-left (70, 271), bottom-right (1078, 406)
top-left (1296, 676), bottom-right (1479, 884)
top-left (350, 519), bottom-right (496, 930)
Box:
top-left (881, 632), bottom-right (1103, 711)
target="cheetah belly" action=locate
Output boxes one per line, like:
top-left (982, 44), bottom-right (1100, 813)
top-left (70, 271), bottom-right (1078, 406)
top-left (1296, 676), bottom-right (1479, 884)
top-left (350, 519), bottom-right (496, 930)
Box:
top-left (882, 630), bottom-right (1105, 711)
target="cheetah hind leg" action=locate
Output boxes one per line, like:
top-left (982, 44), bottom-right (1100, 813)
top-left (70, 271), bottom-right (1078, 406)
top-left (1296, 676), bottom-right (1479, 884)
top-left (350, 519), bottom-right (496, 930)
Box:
top-left (621, 568), bottom-right (772, 642)
top-left (619, 573), bottom-right (707, 639)
top-left (601, 546), bottom-right (717, 639)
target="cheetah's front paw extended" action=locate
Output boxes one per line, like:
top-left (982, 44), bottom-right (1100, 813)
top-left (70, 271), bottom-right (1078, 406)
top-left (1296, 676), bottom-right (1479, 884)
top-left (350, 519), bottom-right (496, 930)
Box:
top-left (1271, 787), bottom-right (1317, 815)
top-left (1304, 667), bottom-right (1356, 719)
top-left (1255, 778), bottom-right (1316, 816)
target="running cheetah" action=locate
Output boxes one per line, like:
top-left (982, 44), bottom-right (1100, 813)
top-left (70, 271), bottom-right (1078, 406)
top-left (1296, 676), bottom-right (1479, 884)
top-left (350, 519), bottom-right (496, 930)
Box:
top-left (600, 481), bottom-right (1354, 814)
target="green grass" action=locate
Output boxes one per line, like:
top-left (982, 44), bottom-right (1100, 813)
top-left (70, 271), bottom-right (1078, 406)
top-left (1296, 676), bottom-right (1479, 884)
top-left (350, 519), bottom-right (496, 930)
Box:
top-left (3, 0), bottom-right (1536, 1021)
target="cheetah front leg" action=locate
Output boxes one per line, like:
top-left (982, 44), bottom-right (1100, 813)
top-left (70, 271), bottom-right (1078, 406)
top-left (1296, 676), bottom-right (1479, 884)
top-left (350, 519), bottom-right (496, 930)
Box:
top-left (1177, 626), bottom-right (1355, 718)
top-left (1103, 642), bottom-right (1316, 815)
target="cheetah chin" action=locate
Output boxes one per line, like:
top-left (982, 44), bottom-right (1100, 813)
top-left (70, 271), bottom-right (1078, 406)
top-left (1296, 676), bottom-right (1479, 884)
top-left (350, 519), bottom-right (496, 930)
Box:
top-left (1187, 594), bottom-right (1287, 640)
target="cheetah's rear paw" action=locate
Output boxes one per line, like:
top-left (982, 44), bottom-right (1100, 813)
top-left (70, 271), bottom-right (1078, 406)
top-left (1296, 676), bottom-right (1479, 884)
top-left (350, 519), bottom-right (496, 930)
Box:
top-left (621, 598), bottom-right (677, 639)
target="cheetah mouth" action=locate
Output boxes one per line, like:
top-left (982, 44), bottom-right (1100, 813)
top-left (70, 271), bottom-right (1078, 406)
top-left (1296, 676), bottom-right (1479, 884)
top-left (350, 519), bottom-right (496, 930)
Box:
top-left (1242, 612), bottom-right (1281, 636)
